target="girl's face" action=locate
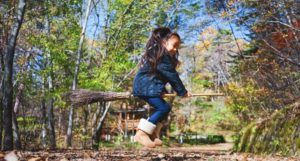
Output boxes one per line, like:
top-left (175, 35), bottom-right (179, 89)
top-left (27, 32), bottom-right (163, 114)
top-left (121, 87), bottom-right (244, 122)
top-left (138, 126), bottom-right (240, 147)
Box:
top-left (163, 36), bottom-right (180, 56)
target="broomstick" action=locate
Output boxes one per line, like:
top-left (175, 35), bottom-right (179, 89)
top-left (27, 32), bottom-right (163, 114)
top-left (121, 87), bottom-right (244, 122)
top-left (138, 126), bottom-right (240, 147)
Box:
top-left (162, 93), bottom-right (224, 97)
top-left (63, 89), bottom-right (224, 106)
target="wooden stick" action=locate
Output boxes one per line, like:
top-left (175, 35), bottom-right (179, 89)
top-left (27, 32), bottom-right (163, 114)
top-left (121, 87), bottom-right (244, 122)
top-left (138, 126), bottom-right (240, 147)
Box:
top-left (163, 93), bottom-right (225, 97)
top-left (129, 93), bottom-right (225, 97)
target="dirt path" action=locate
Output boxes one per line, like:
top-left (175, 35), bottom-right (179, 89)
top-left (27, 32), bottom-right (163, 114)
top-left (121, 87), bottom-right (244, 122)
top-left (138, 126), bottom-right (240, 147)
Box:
top-left (1, 143), bottom-right (299, 161)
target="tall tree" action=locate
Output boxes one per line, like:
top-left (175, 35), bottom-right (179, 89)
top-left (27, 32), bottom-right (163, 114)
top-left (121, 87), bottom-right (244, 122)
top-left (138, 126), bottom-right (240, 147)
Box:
top-left (0, 24), bottom-right (4, 149)
top-left (46, 51), bottom-right (56, 149)
top-left (11, 52), bottom-right (31, 150)
top-left (45, 13), bottom-right (56, 149)
top-left (66, 0), bottom-right (93, 147)
top-left (2, 0), bottom-right (26, 150)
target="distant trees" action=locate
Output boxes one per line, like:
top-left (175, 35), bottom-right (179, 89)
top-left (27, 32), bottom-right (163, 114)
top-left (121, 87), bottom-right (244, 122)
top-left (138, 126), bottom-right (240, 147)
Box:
top-left (203, 0), bottom-right (300, 123)
top-left (231, 0), bottom-right (299, 116)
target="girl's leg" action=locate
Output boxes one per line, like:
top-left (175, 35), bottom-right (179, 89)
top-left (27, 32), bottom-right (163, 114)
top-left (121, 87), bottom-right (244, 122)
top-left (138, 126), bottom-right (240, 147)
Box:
top-left (134, 96), bottom-right (158, 148)
top-left (134, 96), bottom-right (170, 147)
top-left (140, 97), bottom-right (170, 146)
top-left (143, 97), bottom-right (171, 125)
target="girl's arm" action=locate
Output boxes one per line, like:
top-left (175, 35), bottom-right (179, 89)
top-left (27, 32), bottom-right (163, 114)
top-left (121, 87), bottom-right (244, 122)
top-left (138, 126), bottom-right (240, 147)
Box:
top-left (157, 56), bottom-right (187, 97)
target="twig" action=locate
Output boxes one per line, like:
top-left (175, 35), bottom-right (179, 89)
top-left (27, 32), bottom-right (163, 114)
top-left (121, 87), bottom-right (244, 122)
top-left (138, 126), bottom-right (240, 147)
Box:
top-left (267, 21), bottom-right (300, 32)
top-left (262, 39), bottom-right (300, 67)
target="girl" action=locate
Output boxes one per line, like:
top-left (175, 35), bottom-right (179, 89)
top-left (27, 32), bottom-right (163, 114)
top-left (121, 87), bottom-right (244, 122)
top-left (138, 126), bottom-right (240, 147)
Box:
top-left (132, 27), bottom-right (192, 148)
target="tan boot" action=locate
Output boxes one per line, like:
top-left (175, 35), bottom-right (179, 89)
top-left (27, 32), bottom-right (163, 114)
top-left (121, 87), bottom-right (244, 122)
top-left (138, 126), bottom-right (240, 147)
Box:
top-left (150, 122), bottom-right (163, 146)
top-left (134, 118), bottom-right (156, 148)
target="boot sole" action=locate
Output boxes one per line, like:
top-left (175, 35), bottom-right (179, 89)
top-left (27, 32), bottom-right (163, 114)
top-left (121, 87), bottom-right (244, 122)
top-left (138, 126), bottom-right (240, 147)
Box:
top-left (134, 135), bottom-right (156, 148)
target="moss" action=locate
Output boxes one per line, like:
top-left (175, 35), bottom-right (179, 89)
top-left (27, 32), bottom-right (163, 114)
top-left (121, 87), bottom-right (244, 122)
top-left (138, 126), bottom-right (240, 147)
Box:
top-left (236, 100), bottom-right (300, 156)
top-left (296, 138), bottom-right (300, 150)
top-left (237, 122), bottom-right (255, 152)
top-left (245, 125), bottom-right (259, 152)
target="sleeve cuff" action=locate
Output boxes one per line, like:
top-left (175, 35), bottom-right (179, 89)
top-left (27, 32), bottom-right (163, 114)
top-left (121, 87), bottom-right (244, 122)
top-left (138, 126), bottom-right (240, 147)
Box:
top-left (177, 89), bottom-right (188, 97)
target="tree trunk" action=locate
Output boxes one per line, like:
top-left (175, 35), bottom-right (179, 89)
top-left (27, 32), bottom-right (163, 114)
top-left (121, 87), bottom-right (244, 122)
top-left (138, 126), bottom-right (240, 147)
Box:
top-left (47, 96), bottom-right (56, 149)
top-left (42, 12), bottom-right (56, 149)
top-left (41, 78), bottom-right (47, 148)
top-left (0, 88), bottom-right (2, 150)
top-left (58, 109), bottom-right (67, 136)
top-left (0, 53), bottom-right (3, 149)
top-left (0, 27), bottom-right (3, 149)
top-left (82, 105), bottom-right (89, 148)
top-left (2, 0), bottom-right (26, 151)
top-left (11, 50), bottom-right (30, 150)
top-left (66, 105), bottom-right (74, 147)
top-left (12, 83), bottom-right (24, 150)
top-left (91, 102), bottom-right (103, 131)
top-left (92, 101), bottom-right (110, 149)
top-left (12, 112), bottom-right (21, 149)
top-left (47, 52), bottom-right (56, 149)
top-left (66, 0), bottom-right (92, 147)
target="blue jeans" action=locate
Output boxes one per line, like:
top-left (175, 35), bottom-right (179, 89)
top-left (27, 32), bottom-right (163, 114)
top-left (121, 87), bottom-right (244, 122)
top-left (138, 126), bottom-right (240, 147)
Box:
top-left (139, 96), bottom-right (172, 124)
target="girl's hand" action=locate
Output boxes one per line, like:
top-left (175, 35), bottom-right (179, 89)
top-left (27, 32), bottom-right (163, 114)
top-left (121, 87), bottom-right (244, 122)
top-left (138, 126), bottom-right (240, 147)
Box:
top-left (183, 91), bottom-right (192, 97)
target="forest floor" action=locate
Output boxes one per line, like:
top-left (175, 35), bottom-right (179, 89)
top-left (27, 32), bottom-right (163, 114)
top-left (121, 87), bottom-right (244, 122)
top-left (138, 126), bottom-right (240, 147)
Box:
top-left (1, 143), bottom-right (299, 161)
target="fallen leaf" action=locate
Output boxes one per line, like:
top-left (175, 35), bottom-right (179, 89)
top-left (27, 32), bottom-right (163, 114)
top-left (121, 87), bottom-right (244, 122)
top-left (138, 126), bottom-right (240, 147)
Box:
top-left (4, 151), bottom-right (18, 161)
top-left (28, 157), bottom-right (42, 161)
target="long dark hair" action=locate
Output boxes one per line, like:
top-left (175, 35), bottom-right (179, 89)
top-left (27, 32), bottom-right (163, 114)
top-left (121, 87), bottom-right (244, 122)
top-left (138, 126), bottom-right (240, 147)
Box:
top-left (140, 27), bottom-right (182, 74)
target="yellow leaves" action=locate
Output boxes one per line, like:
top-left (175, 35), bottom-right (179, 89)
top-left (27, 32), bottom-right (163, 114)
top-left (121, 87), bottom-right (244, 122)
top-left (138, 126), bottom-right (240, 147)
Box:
top-left (117, 0), bottom-right (132, 5)
top-left (220, 11), bottom-right (228, 18)
top-left (227, 0), bottom-right (235, 6)
top-left (224, 80), bottom-right (270, 117)
top-left (227, 81), bottom-right (268, 97)
top-left (202, 27), bottom-right (218, 36)
top-left (196, 27), bottom-right (218, 53)
top-left (251, 25), bottom-right (265, 33)
top-left (196, 40), bottom-right (212, 52)
top-left (266, 10), bottom-right (273, 17)
top-left (16, 56), bottom-right (27, 66)
top-left (282, 34), bottom-right (289, 38)
top-left (226, 82), bottom-right (244, 95)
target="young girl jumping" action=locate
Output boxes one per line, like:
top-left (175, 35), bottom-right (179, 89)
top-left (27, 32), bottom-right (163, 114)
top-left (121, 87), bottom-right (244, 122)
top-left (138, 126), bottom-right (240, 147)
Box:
top-left (132, 27), bottom-right (191, 148)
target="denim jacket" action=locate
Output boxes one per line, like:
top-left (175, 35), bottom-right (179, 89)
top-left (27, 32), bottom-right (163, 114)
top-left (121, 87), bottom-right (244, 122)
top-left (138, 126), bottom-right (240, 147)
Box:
top-left (132, 52), bottom-right (187, 97)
